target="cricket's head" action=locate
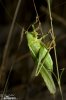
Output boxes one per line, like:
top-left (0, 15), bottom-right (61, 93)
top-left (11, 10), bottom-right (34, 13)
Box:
top-left (26, 31), bottom-right (34, 43)
top-left (26, 30), bottom-right (38, 43)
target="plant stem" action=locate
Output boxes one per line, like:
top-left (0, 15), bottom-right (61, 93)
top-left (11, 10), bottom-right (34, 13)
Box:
top-left (1, 0), bottom-right (21, 99)
top-left (47, 0), bottom-right (63, 99)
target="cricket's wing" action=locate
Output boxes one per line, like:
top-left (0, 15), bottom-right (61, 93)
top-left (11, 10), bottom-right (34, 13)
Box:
top-left (36, 46), bottom-right (53, 76)
top-left (40, 66), bottom-right (56, 94)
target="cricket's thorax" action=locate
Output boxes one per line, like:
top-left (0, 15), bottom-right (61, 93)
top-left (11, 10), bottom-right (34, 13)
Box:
top-left (27, 32), bottom-right (41, 57)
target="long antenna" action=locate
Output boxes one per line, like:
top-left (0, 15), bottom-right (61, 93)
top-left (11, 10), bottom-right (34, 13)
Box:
top-left (32, 0), bottom-right (43, 34)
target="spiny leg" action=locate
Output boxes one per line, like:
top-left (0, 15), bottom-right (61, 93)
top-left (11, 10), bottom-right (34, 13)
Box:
top-left (41, 28), bottom-right (56, 51)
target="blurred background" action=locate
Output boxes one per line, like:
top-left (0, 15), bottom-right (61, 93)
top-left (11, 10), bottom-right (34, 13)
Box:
top-left (0, 0), bottom-right (66, 100)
